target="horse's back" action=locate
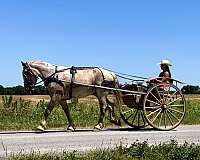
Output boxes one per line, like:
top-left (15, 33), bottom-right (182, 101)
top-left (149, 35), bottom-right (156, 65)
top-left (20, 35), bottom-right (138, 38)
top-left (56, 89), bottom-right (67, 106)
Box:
top-left (99, 68), bottom-right (117, 82)
top-left (64, 67), bottom-right (116, 85)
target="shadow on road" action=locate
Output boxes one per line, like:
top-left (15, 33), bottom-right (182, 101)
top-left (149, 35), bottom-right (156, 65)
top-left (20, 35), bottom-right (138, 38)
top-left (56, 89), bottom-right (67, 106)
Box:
top-left (0, 126), bottom-right (177, 135)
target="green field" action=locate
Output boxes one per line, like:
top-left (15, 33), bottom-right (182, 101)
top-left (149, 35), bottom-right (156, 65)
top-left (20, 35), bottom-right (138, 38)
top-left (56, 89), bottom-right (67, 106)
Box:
top-left (0, 95), bottom-right (199, 131)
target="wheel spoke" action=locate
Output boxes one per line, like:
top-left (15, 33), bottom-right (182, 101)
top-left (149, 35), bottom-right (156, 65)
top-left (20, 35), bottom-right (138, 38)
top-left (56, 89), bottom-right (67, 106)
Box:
top-left (146, 99), bottom-right (160, 106)
top-left (137, 111), bottom-right (141, 126)
top-left (145, 106), bottom-right (161, 109)
top-left (155, 87), bottom-right (162, 103)
top-left (158, 112), bottom-right (163, 127)
top-left (165, 86), bottom-right (171, 104)
top-left (168, 90), bottom-right (179, 101)
top-left (167, 109), bottom-right (180, 122)
top-left (166, 110), bottom-right (174, 126)
top-left (122, 109), bottom-right (134, 115)
top-left (162, 88), bottom-right (165, 103)
top-left (164, 110), bottom-right (167, 128)
top-left (168, 107), bottom-right (184, 115)
top-left (147, 108), bottom-right (161, 117)
top-left (167, 97), bottom-right (182, 106)
top-left (126, 112), bottom-right (133, 121)
top-left (149, 91), bottom-right (162, 104)
top-left (151, 109), bottom-right (162, 123)
top-left (170, 90), bottom-right (178, 97)
top-left (168, 104), bottom-right (184, 107)
top-left (131, 109), bottom-right (138, 124)
top-left (141, 111), bottom-right (146, 125)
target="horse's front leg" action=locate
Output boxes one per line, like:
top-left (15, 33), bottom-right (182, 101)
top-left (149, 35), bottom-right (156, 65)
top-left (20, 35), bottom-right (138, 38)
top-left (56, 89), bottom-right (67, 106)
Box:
top-left (36, 94), bottom-right (59, 131)
top-left (60, 100), bottom-right (75, 131)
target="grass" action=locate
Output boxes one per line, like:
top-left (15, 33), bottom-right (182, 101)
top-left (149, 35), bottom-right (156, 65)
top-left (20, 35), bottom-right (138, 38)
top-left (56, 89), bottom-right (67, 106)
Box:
top-left (0, 95), bottom-right (200, 131)
top-left (0, 96), bottom-right (112, 131)
top-left (8, 140), bottom-right (200, 159)
top-left (0, 96), bottom-right (200, 159)
top-left (183, 100), bottom-right (200, 125)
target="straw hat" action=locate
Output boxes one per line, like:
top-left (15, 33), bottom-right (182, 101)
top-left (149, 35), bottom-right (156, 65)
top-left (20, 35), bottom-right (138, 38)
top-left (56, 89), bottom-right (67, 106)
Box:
top-left (158, 59), bottom-right (172, 66)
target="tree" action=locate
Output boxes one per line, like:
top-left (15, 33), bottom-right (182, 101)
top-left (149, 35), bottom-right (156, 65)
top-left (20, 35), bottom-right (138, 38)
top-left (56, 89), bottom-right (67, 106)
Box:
top-left (0, 84), bottom-right (47, 95)
top-left (181, 85), bottom-right (200, 94)
top-left (0, 85), bottom-right (4, 94)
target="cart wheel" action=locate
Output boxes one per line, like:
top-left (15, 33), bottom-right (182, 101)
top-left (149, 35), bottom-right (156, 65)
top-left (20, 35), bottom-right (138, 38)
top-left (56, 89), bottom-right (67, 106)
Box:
top-left (143, 83), bottom-right (186, 130)
top-left (120, 103), bottom-right (147, 128)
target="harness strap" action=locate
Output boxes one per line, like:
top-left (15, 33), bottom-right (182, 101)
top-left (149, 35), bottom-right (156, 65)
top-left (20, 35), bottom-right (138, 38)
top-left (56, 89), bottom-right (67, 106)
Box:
top-left (97, 68), bottom-right (105, 81)
top-left (42, 65), bottom-right (64, 88)
top-left (69, 66), bottom-right (77, 99)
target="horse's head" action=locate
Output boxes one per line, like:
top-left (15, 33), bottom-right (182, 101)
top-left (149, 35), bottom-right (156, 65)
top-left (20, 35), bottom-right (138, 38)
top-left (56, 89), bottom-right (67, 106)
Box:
top-left (21, 61), bottom-right (38, 93)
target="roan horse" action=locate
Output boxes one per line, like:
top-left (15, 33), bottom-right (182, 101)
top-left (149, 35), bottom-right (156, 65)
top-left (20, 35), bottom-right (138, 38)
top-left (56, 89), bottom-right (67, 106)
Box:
top-left (21, 60), bottom-right (121, 131)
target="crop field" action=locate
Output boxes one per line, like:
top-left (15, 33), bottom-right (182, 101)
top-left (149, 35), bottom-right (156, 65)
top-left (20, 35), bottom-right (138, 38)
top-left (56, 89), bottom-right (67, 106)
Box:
top-left (0, 95), bottom-right (99, 104)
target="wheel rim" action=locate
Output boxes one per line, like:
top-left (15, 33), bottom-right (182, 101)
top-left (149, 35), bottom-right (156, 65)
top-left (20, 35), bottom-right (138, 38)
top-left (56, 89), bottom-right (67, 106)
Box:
top-left (143, 83), bottom-right (186, 130)
top-left (120, 103), bottom-right (147, 128)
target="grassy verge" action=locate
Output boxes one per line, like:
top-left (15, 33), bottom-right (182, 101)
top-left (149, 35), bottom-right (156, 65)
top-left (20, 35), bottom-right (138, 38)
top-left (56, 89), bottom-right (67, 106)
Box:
top-left (9, 140), bottom-right (200, 160)
top-left (183, 100), bottom-right (200, 125)
top-left (0, 96), bottom-right (111, 131)
top-left (0, 95), bottom-right (200, 131)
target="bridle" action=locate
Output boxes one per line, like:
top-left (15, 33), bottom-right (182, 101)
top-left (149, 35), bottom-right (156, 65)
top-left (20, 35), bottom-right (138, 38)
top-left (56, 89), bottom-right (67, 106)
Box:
top-left (23, 64), bottom-right (72, 92)
top-left (23, 64), bottom-right (39, 92)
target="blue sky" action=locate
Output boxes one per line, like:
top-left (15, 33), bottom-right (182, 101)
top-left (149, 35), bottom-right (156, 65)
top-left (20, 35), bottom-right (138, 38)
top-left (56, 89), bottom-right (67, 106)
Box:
top-left (0, 0), bottom-right (200, 87)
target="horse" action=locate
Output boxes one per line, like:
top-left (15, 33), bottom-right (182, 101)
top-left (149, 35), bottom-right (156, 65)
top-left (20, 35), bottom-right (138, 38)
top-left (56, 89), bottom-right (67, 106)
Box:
top-left (21, 60), bottom-right (121, 131)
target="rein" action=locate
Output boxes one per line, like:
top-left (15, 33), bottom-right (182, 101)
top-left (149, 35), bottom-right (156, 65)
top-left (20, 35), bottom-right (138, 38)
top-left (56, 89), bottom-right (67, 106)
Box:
top-left (35, 66), bottom-right (71, 86)
top-left (101, 68), bottom-right (147, 80)
top-left (33, 66), bottom-right (185, 87)
top-left (101, 68), bottom-right (185, 84)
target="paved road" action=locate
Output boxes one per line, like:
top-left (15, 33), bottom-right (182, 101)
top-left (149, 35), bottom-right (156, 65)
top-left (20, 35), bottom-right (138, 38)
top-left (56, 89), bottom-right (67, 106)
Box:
top-left (0, 125), bottom-right (200, 157)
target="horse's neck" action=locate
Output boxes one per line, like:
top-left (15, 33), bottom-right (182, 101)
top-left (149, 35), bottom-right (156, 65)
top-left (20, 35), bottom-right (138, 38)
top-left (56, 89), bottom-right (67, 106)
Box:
top-left (30, 61), bottom-right (55, 79)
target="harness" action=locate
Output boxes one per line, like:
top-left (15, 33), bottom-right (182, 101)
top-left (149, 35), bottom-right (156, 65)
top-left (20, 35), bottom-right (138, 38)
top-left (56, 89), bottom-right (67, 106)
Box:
top-left (43, 66), bottom-right (65, 88)
top-left (68, 66), bottom-right (105, 99)
top-left (40, 66), bottom-right (104, 99)
top-left (69, 66), bottom-right (77, 99)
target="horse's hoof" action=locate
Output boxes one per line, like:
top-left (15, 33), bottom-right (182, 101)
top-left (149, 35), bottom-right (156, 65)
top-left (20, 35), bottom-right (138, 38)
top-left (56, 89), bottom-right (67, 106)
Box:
top-left (94, 124), bottom-right (103, 131)
top-left (36, 125), bottom-right (45, 132)
top-left (66, 126), bottom-right (75, 132)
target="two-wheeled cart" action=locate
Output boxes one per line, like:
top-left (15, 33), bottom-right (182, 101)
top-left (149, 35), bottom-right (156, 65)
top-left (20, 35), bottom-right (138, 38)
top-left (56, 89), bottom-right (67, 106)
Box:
top-left (74, 74), bottom-right (186, 131)
top-left (119, 77), bottom-right (186, 131)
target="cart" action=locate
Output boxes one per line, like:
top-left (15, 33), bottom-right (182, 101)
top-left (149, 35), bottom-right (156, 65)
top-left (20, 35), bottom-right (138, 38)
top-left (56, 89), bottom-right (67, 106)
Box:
top-left (74, 72), bottom-right (186, 131)
top-left (120, 76), bottom-right (186, 131)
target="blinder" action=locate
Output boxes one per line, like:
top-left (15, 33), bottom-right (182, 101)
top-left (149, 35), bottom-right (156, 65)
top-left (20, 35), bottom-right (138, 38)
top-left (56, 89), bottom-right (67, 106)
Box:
top-left (22, 63), bottom-right (38, 93)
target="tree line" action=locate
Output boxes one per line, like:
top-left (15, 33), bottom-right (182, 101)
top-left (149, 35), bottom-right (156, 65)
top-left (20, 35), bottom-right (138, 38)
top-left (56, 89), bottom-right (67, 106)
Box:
top-left (0, 85), bottom-right (47, 95)
top-left (0, 84), bottom-right (199, 95)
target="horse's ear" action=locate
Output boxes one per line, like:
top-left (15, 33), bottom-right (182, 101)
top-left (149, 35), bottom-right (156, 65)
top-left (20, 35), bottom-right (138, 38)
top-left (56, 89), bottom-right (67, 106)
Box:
top-left (21, 61), bottom-right (27, 67)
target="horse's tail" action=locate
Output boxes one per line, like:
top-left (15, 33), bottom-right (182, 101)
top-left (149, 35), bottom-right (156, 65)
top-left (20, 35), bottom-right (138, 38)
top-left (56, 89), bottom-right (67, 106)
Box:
top-left (112, 75), bottom-right (123, 107)
top-left (99, 68), bottom-right (123, 106)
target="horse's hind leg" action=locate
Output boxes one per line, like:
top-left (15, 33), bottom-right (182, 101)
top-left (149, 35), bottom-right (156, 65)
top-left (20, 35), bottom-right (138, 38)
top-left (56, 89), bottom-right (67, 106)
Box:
top-left (60, 100), bottom-right (75, 131)
top-left (36, 94), bottom-right (59, 131)
top-left (106, 98), bottom-right (121, 126)
top-left (94, 95), bottom-right (107, 130)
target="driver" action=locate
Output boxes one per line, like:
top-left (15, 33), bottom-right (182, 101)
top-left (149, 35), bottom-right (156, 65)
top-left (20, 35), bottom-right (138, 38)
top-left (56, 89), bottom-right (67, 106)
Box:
top-left (139, 59), bottom-right (172, 105)
top-left (149, 59), bottom-right (172, 84)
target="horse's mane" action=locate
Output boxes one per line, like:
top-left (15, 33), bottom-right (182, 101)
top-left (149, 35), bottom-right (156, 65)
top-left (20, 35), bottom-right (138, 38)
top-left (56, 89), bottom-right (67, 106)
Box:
top-left (29, 60), bottom-right (54, 67)
top-left (29, 60), bottom-right (68, 71)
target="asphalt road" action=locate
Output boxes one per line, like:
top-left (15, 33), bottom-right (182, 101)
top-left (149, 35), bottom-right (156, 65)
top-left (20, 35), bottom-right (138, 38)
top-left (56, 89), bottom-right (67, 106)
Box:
top-left (0, 125), bottom-right (200, 157)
